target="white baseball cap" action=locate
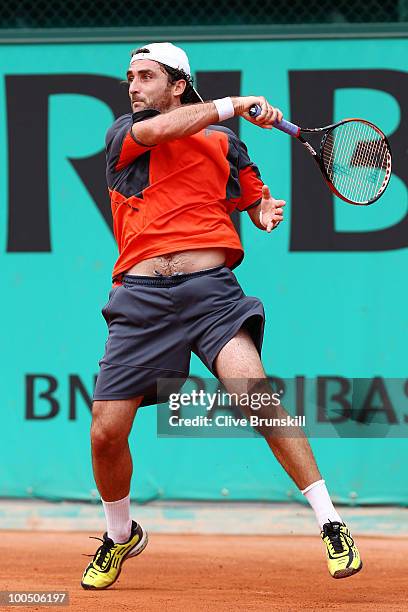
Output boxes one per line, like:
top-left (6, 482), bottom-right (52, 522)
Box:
top-left (130, 42), bottom-right (203, 104)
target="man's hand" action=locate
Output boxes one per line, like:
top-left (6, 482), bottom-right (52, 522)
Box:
top-left (259, 185), bottom-right (286, 232)
top-left (231, 96), bottom-right (283, 130)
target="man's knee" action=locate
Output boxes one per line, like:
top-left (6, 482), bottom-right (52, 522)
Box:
top-left (91, 421), bottom-right (126, 455)
top-left (90, 398), bottom-right (141, 455)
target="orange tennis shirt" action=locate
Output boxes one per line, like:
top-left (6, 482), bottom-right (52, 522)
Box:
top-left (106, 109), bottom-right (264, 281)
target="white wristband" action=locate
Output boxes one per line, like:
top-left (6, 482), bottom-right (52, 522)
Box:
top-left (213, 97), bottom-right (235, 122)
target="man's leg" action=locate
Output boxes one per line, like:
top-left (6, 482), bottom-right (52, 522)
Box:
top-left (81, 396), bottom-right (148, 590)
top-left (214, 327), bottom-right (322, 490)
top-left (91, 397), bottom-right (142, 541)
top-left (214, 327), bottom-right (362, 578)
top-left (91, 397), bottom-right (141, 501)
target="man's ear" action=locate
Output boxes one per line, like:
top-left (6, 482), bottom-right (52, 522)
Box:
top-left (173, 79), bottom-right (187, 99)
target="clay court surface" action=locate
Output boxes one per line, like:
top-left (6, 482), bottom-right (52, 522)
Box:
top-left (2, 531), bottom-right (405, 611)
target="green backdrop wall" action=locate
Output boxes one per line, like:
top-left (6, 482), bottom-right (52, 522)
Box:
top-left (1, 37), bottom-right (407, 504)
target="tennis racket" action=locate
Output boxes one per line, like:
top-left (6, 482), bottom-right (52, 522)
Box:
top-left (249, 104), bottom-right (392, 206)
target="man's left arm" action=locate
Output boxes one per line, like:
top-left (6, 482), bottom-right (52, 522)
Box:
top-left (235, 139), bottom-right (285, 232)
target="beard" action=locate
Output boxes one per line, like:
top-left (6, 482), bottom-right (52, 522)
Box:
top-left (131, 86), bottom-right (175, 114)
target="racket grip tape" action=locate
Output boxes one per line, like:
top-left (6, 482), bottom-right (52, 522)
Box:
top-left (248, 104), bottom-right (300, 137)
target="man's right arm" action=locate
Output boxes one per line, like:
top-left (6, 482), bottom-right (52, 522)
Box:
top-left (132, 96), bottom-right (282, 146)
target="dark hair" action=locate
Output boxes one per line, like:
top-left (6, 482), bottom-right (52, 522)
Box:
top-left (130, 47), bottom-right (196, 104)
top-left (160, 63), bottom-right (196, 104)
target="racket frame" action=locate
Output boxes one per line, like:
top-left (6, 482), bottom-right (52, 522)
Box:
top-left (297, 118), bottom-right (392, 206)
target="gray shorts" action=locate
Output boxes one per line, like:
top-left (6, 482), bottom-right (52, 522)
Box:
top-left (94, 265), bottom-right (265, 407)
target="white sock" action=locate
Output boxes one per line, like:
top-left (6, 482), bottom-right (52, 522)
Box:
top-left (301, 479), bottom-right (343, 530)
top-left (102, 494), bottom-right (132, 543)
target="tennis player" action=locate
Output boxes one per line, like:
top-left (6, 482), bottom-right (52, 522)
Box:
top-left (81, 42), bottom-right (362, 589)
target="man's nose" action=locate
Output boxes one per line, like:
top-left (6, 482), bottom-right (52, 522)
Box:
top-left (129, 78), bottom-right (139, 94)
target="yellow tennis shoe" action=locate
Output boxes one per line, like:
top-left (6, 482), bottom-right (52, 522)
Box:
top-left (81, 520), bottom-right (148, 589)
top-left (321, 521), bottom-right (362, 579)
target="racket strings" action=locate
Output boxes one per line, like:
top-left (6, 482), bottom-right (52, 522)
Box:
top-left (321, 121), bottom-right (391, 204)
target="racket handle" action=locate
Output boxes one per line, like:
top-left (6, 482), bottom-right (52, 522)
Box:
top-left (248, 104), bottom-right (300, 137)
